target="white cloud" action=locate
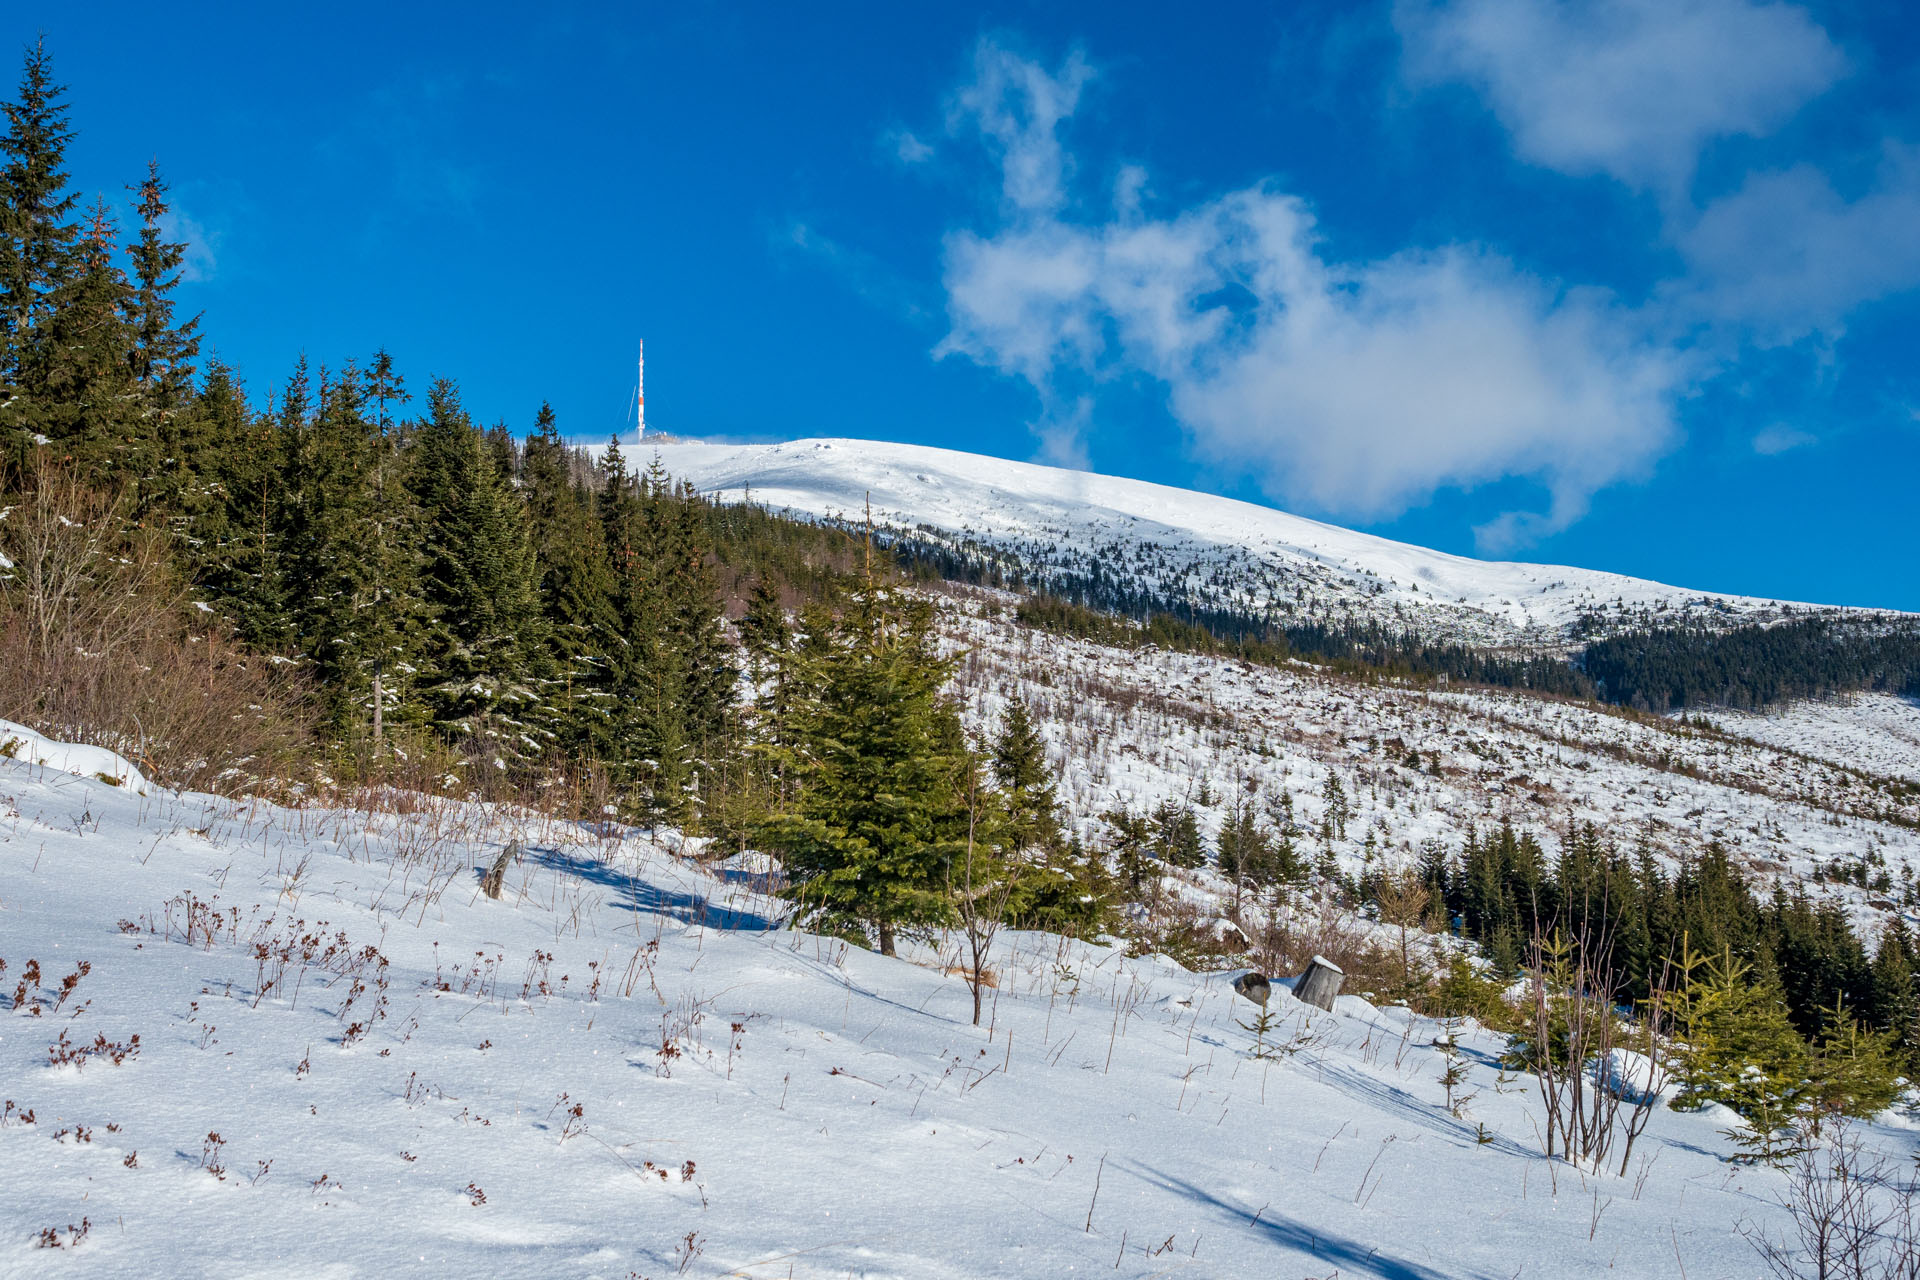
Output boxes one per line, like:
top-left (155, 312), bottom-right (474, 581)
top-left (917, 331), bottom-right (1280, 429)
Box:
top-left (885, 128), bottom-right (934, 165)
top-left (946, 40), bottom-right (1093, 214)
top-left (1673, 145), bottom-right (1920, 342)
top-left (937, 40), bottom-right (1687, 550)
top-left (1396, 0), bottom-right (1845, 187)
top-left (1751, 423), bottom-right (1816, 455)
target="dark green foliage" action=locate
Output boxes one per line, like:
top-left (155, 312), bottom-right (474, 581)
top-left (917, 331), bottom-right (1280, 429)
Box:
top-left (1011, 593), bottom-right (1594, 698)
top-left (1583, 616), bottom-right (1920, 713)
top-left (522, 403), bottom-right (617, 759)
top-left (407, 378), bottom-right (548, 757)
top-left (759, 588), bottom-right (972, 955)
top-left (1104, 807), bottom-right (1156, 892)
top-left (1217, 798), bottom-right (1306, 892)
top-left (987, 698), bottom-right (1112, 934)
top-left (1019, 589), bottom-right (1920, 719)
top-left (1151, 801), bottom-right (1207, 869)
top-left (1422, 819), bottom-right (1920, 1076)
top-left (123, 161), bottom-right (199, 406)
top-left (0, 36), bottom-right (79, 443)
top-left (993, 699), bottom-right (1061, 859)
top-left (597, 448), bottom-right (737, 822)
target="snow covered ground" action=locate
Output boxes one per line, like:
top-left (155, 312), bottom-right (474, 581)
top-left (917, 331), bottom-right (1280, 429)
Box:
top-left (0, 728), bottom-right (1905, 1277)
top-left (654, 437), bottom-right (1887, 646)
top-left (1700, 693), bottom-right (1920, 787)
top-left (938, 590), bottom-right (1920, 931)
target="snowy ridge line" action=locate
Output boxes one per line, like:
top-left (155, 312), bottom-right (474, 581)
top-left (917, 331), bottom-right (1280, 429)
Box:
top-left (647, 437), bottom-right (1901, 648)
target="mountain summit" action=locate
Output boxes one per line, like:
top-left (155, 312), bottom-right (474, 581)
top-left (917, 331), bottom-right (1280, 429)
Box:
top-left (655, 437), bottom-right (1855, 648)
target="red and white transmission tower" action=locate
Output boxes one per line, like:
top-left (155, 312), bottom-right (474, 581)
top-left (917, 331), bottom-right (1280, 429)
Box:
top-left (635, 339), bottom-right (646, 439)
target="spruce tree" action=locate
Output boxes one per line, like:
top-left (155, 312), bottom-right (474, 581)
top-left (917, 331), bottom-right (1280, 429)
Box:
top-left (763, 587), bottom-right (969, 956)
top-left (408, 377), bottom-right (548, 763)
top-left (37, 198), bottom-right (134, 468)
top-left (360, 349), bottom-right (421, 756)
top-left (0, 37), bottom-right (79, 446)
top-left (993, 698), bottom-right (1062, 860)
top-left (286, 361), bottom-right (429, 748)
top-left (523, 402), bottom-right (617, 762)
top-left (1151, 801), bottom-right (1206, 869)
top-left (990, 696), bottom-right (1109, 932)
top-left (124, 162), bottom-right (200, 414)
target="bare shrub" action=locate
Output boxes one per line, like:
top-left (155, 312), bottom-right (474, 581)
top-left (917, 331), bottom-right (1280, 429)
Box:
top-left (949, 773), bottom-right (1014, 1026)
top-left (1372, 870), bottom-right (1438, 999)
top-left (1251, 893), bottom-right (1401, 996)
top-left (0, 462), bottom-right (312, 792)
top-left (1511, 927), bottom-right (1666, 1175)
top-left (46, 1028), bottom-right (140, 1070)
top-left (1745, 1115), bottom-right (1920, 1279)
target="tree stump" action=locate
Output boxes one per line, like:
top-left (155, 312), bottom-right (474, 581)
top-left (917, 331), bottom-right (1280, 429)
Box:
top-left (1293, 955), bottom-right (1344, 1012)
top-left (481, 841), bottom-right (521, 900)
top-left (1232, 972), bottom-right (1273, 1007)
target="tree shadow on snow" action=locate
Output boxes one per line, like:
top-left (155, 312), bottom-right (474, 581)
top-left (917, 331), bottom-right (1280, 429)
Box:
top-left (525, 847), bottom-right (781, 933)
top-left (1125, 1162), bottom-right (1495, 1280)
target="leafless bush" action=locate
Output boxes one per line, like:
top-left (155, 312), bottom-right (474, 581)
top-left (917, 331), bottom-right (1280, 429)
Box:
top-left (32, 1217), bottom-right (89, 1248)
top-left (199, 1131), bottom-right (228, 1180)
top-left (0, 463), bottom-right (311, 792)
top-left (1745, 1115), bottom-right (1920, 1279)
top-left (949, 775), bottom-right (1014, 1026)
top-left (1251, 893), bottom-right (1400, 995)
top-left (1514, 927), bottom-right (1666, 1175)
top-left (675, 1230), bottom-right (705, 1274)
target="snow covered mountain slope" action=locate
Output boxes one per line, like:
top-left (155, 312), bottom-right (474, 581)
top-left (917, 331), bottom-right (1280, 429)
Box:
top-left (0, 742), bottom-right (1870, 1278)
top-left (935, 587), bottom-right (1920, 927)
top-left (654, 437), bottom-right (1871, 647)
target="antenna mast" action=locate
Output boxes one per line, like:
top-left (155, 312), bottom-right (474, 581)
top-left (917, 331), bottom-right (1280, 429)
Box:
top-left (635, 339), bottom-right (646, 439)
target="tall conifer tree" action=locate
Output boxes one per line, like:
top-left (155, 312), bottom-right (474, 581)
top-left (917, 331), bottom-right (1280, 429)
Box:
top-left (765, 588), bottom-right (970, 956)
top-left (524, 403), bottom-right (617, 760)
top-left (408, 377), bottom-right (548, 761)
top-left (0, 37), bottom-right (79, 444)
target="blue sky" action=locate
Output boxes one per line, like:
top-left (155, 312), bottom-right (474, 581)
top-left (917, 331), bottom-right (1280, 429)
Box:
top-left (30, 1), bottom-right (1920, 609)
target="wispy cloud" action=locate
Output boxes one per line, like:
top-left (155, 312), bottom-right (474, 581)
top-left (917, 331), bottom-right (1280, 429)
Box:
top-left (1673, 145), bottom-right (1920, 344)
top-left (778, 220), bottom-right (930, 324)
top-left (1751, 423), bottom-right (1816, 455)
top-left (159, 207), bottom-right (221, 283)
top-left (935, 39), bottom-right (1687, 550)
top-left (884, 127), bottom-right (935, 165)
top-left (946, 40), bottom-right (1094, 215)
top-left (1394, 0), bottom-right (1845, 189)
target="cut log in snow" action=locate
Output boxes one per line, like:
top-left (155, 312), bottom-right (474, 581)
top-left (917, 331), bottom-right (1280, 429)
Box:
top-left (1232, 972), bottom-right (1272, 1007)
top-left (1294, 955), bottom-right (1344, 1012)
top-left (481, 841), bottom-right (520, 900)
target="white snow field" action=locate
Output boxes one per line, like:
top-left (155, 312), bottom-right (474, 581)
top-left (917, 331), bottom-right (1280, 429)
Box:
top-left (1700, 693), bottom-right (1920, 787)
top-left (654, 437), bottom-right (1882, 646)
top-left (936, 591), bottom-right (1920, 929)
top-left (0, 734), bottom-right (1885, 1278)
